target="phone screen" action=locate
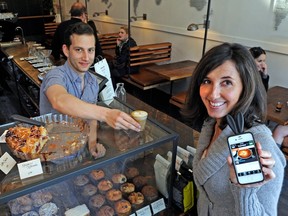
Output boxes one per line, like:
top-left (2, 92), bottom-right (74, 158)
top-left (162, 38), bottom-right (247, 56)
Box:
top-left (227, 132), bottom-right (264, 185)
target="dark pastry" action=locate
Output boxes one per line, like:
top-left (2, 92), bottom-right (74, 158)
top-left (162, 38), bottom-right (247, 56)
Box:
top-left (81, 183), bottom-right (98, 197)
top-left (89, 194), bottom-right (106, 209)
top-left (97, 205), bottom-right (115, 216)
top-left (141, 185), bottom-right (159, 202)
top-left (124, 167), bottom-right (139, 180)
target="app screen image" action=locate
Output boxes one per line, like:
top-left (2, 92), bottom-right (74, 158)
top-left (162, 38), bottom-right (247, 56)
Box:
top-left (230, 140), bottom-right (261, 177)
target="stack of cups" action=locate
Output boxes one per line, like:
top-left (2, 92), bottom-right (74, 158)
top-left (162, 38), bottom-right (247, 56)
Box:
top-left (26, 41), bottom-right (36, 57)
top-left (30, 43), bottom-right (42, 57)
top-left (36, 46), bottom-right (46, 61)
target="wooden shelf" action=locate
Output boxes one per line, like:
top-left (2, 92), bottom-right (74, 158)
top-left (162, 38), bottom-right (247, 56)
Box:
top-left (18, 15), bottom-right (55, 20)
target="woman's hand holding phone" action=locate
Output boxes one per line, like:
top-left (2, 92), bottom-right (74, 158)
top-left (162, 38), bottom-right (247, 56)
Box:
top-left (227, 142), bottom-right (276, 187)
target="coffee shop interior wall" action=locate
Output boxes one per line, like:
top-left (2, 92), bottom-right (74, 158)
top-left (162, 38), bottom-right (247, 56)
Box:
top-left (59, 0), bottom-right (288, 91)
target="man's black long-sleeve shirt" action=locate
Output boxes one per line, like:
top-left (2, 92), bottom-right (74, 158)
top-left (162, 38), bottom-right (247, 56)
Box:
top-left (51, 18), bottom-right (102, 61)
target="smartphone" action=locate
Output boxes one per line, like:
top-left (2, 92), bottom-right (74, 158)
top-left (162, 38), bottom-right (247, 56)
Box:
top-left (227, 132), bottom-right (264, 185)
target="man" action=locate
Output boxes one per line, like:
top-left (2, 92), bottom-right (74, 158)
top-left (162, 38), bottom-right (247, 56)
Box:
top-left (110, 26), bottom-right (139, 87)
top-left (40, 22), bottom-right (140, 157)
top-left (51, 2), bottom-right (102, 61)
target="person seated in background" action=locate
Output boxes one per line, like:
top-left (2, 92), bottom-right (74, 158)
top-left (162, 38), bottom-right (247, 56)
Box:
top-left (249, 46), bottom-right (269, 91)
top-left (40, 22), bottom-right (141, 158)
top-left (250, 46), bottom-right (288, 155)
top-left (109, 26), bottom-right (139, 87)
top-left (273, 125), bottom-right (288, 150)
top-left (51, 2), bottom-right (102, 63)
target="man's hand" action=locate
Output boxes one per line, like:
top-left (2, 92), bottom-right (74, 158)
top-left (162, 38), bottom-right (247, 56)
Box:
top-left (104, 109), bottom-right (141, 132)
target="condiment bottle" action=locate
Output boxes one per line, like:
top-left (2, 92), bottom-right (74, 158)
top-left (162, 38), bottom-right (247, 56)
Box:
top-left (114, 82), bottom-right (126, 102)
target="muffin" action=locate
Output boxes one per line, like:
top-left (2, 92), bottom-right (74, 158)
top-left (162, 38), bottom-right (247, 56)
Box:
top-left (31, 190), bottom-right (53, 207)
top-left (81, 183), bottom-right (98, 197)
top-left (114, 199), bottom-right (132, 216)
top-left (89, 194), bottom-right (106, 209)
top-left (8, 196), bottom-right (33, 215)
top-left (128, 192), bottom-right (145, 210)
top-left (106, 189), bottom-right (122, 204)
top-left (97, 205), bottom-right (115, 216)
top-left (120, 182), bottom-right (135, 197)
top-left (89, 169), bottom-right (105, 183)
top-left (141, 185), bottom-right (159, 202)
top-left (125, 167), bottom-right (139, 180)
top-left (132, 176), bottom-right (147, 191)
top-left (97, 180), bottom-right (113, 194)
top-left (112, 173), bottom-right (127, 186)
top-left (38, 202), bottom-right (58, 216)
top-left (73, 175), bottom-right (90, 187)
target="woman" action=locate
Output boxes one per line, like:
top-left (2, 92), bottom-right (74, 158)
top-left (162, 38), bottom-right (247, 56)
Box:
top-left (110, 26), bottom-right (139, 87)
top-left (182, 43), bottom-right (286, 215)
top-left (249, 47), bottom-right (288, 154)
top-left (249, 46), bottom-right (269, 91)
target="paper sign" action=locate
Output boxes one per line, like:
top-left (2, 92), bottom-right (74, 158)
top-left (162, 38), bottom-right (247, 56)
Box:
top-left (17, 158), bottom-right (43, 180)
top-left (151, 198), bottom-right (166, 214)
top-left (0, 152), bottom-right (16, 174)
top-left (94, 59), bottom-right (115, 105)
top-left (136, 205), bottom-right (152, 216)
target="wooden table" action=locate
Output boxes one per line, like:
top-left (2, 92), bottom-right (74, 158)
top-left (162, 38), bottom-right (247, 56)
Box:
top-left (145, 60), bottom-right (197, 94)
top-left (267, 86), bottom-right (288, 125)
top-left (145, 60), bottom-right (197, 81)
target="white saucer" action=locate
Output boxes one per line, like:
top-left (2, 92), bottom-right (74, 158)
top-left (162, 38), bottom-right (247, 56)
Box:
top-left (38, 72), bottom-right (46, 81)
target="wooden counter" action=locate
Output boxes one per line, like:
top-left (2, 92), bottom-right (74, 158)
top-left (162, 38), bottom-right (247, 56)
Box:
top-left (1, 44), bottom-right (41, 88)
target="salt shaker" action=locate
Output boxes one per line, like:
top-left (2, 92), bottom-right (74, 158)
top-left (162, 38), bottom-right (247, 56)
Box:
top-left (114, 82), bottom-right (126, 102)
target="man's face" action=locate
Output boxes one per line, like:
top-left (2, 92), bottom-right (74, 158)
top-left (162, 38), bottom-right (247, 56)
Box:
top-left (62, 34), bottom-right (95, 73)
top-left (118, 29), bottom-right (128, 42)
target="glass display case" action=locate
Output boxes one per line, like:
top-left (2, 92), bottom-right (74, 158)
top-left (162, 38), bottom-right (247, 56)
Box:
top-left (0, 98), bottom-right (178, 215)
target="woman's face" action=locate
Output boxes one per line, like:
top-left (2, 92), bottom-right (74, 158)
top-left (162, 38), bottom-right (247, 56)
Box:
top-left (200, 60), bottom-right (243, 123)
top-left (118, 28), bottom-right (128, 41)
top-left (255, 54), bottom-right (267, 72)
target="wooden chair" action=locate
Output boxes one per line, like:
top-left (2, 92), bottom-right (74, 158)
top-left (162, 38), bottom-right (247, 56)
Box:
top-left (98, 33), bottom-right (118, 50)
top-left (122, 42), bottom-right (172, 90)
top-left (44, 22), bottom-right (59, 48)
top-left (169, 91), bottom-right (188, 109)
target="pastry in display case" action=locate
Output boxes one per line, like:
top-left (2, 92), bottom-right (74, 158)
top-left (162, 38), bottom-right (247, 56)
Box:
top-left (0, 99), bottom-right (178, 215)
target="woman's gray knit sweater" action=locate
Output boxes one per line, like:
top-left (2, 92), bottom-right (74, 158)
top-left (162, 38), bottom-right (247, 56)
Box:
top-left (193, 118), bottom-right (286, 216)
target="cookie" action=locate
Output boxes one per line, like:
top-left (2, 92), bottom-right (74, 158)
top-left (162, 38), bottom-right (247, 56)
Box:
top-left (89, 194), bottom-right (106, 209)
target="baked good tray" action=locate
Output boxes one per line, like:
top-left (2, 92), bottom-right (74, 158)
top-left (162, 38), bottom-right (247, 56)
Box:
top-left (4, 113), bottom-right (89, 163)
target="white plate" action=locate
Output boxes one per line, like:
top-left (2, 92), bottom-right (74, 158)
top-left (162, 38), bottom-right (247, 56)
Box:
top-left (28, 59), bottom-right (43, 64)
top-left (38, 66), bottom-right (56, 73)
top-left (38, 72), bottom-right (46, 81)
top-left (33, 63), bottom-right (50, 68)
top-left (24, 56), bottom-right (37, 61)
